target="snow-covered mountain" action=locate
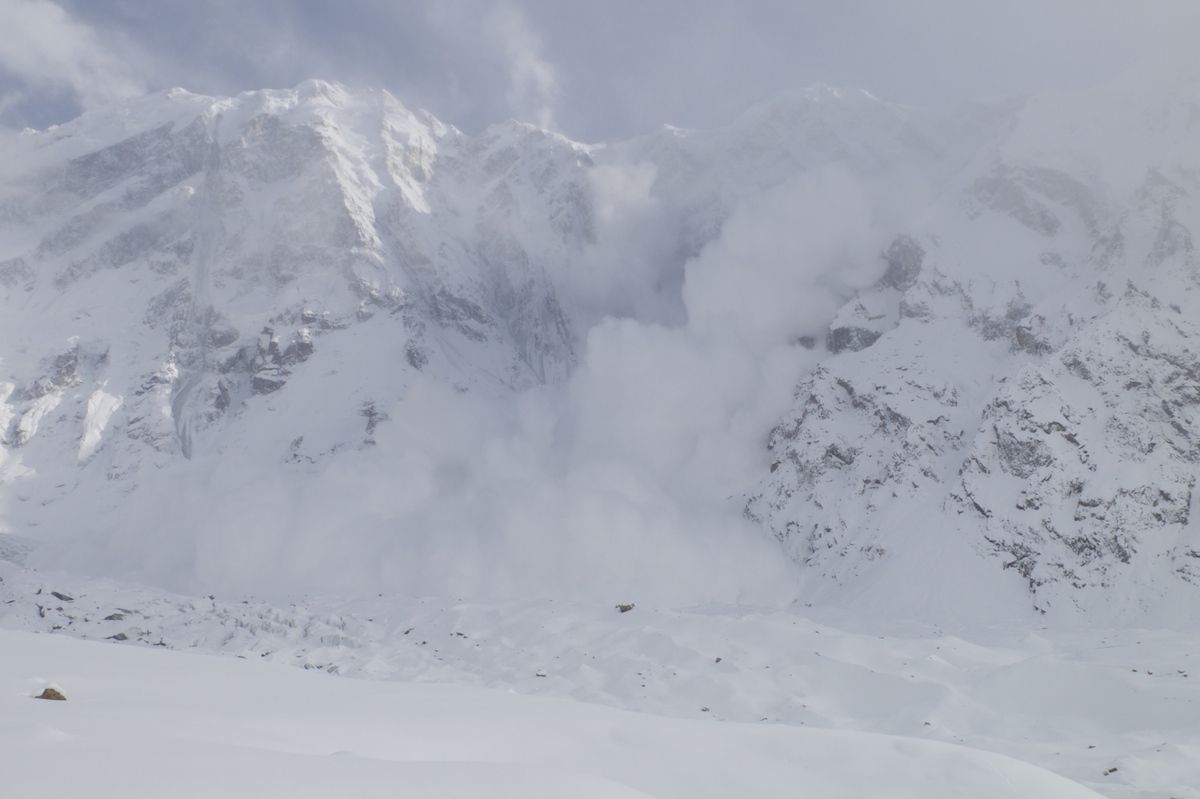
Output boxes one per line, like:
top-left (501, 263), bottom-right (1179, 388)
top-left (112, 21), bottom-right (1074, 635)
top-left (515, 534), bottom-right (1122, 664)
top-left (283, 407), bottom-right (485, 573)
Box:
top-left (1, 73), bottom-right (1199, 624)
top-left (0, 80), bottom-right (598, 590)
top-left (0, 79), bottom-right (583, 463)
top-left (748, 72), bottom-right (1200, 625)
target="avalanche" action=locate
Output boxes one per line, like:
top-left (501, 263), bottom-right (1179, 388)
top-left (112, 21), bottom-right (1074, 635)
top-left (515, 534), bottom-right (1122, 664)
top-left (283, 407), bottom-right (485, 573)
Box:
top-left (3, 65), bottom-right (1200, 798)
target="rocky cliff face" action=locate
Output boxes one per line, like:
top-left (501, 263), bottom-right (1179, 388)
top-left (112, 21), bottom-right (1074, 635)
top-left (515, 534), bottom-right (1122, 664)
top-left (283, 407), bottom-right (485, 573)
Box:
top-left (748, 74), bottom-right (1200, 620)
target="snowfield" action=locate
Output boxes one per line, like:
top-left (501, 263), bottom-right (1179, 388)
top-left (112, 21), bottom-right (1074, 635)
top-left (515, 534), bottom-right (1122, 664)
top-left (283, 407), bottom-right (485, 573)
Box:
top-left (3, 626), bottom-right (1112, 799)
top-left (1, 562), bottom-right (1195, 798)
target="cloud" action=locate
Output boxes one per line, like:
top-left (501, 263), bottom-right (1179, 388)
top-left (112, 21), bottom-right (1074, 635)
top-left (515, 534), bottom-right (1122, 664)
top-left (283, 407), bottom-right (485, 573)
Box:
top-left (25, 93), bottom-right (930, 608)
top-left (69, 373), bottom-right (793, 606)
top-left (86, 161), bottom-right (914, 607)
top-left (0, 0), bottom-right (141, 118)
top-left (566, 160), bottom-right (685, 326)
top-left (684, 167), bottom-right (888, 349)
top-left (487, 2), bottom-right (558, 129)
top-left (539, 166), bottom-right (910, 587)
top-left (17, 0), bottom-right (1198, 142)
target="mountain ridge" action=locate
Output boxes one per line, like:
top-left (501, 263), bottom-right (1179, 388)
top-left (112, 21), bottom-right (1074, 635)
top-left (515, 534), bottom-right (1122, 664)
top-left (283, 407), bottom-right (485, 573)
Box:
top-left (1, 74), bottom-right (1198, 624)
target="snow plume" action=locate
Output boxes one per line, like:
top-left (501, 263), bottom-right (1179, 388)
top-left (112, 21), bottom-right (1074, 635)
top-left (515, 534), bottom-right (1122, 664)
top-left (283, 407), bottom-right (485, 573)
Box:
top-left (15, 89), bottom-right (923, 607)
top-left (683, 167), bottom-right (891, 347)
top-left (80, 376), bottom-right (798, 606)
top-left (404, 164), bottom-right (904, 606)
top-left (0, 0), bottom-right (140, 121)
top-left (562, 165), bottom-right (900, 507)
top-left (62, 164), bottom-right (913, 607)
top-left (488, 2), bottom-right (558, 130)
top-left (568, 160), bottom-right (683, 326)
top-left (0, 127), bottom-right (45, 196)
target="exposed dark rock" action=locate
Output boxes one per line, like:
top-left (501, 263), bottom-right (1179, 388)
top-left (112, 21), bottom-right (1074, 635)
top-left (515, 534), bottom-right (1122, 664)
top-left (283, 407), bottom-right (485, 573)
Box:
top-left (827, 326), bottom-right (882, 354)
top-left (252, 373), bottom-right (287, 395)
top-left (361, 402), bottom-right (389, 435)
top-left (879, 235), bottom-right (925, 291)
top-left (994, 428), bottom-right (1055, 479)
top-left (405, 340), bottom-right (428, 370)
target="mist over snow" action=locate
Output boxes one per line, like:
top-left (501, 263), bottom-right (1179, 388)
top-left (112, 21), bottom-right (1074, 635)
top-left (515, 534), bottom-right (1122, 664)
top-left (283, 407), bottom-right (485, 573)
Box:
top-left (0, 58), bottom-right (1199, 632)
top-left (6, 1), bottom-right (1199, 141)
top-left (8, 90), bottom-right (925, 607)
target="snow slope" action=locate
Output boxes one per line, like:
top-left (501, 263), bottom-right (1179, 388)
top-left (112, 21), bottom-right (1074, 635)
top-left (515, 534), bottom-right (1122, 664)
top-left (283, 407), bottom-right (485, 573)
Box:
top-left (1, 562), bottom-right (1195, 799)
top-left (2, 626), bottom-right (1111, 799)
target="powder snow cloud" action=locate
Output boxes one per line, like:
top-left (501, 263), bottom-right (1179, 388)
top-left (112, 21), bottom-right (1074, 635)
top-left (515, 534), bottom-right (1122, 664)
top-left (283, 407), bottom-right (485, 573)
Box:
top-left (0, 0), bottom-right (141, 125)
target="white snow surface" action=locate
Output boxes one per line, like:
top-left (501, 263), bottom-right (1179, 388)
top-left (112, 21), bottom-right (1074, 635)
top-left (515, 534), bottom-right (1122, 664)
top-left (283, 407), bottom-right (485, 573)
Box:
top-left (2, 567), bottom-right (1165, 799)
top-left (2, 625), bottom-right (1111, 799)
top-left (77, 387), bottom-right (122, 461)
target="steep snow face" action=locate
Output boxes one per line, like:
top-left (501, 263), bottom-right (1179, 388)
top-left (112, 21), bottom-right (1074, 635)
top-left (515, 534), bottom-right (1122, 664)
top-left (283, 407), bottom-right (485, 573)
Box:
top-left (1, 79), bottom-right (586, 407)
top-left (0, 81), bottom-right (591, 558)
top-left (750, 73), bottom-right (1200, 625)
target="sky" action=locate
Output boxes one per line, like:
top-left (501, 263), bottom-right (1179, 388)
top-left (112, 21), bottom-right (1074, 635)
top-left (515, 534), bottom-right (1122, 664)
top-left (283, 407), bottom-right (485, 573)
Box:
top-left (0, 0), bottom-right (1197, 142)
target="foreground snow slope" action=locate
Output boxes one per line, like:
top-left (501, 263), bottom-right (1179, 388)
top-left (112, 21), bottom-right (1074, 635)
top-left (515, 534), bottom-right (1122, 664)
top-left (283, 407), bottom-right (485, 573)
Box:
top-left (2, 629), bottom-right (1105, 799)
top-left (2, 563), bottom-right (1195, 799)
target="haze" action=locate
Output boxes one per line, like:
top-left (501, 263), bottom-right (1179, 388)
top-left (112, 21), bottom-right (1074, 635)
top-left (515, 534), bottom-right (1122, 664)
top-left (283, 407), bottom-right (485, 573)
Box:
top-left (2, 0), bottom-right (1198, 139)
